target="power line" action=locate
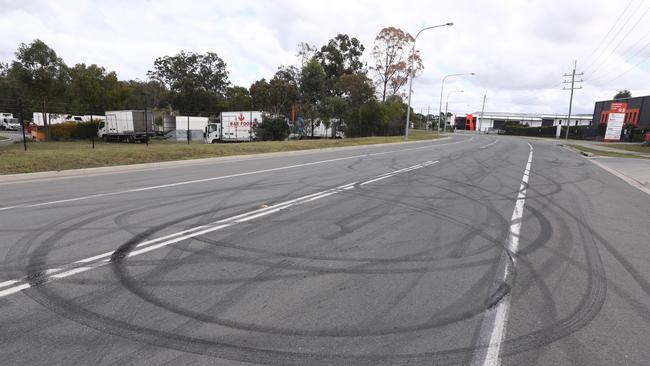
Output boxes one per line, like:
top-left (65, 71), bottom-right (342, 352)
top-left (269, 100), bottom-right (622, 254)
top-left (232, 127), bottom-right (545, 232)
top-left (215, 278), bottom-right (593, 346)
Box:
top-left (582, 0), bottom-right (637, 72)
top-left (586, 5), bottom-right (650, 78)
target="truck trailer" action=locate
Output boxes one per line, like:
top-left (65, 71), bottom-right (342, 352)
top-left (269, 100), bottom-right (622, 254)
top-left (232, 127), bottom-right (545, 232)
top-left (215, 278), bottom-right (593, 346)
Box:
top-left (98, 110), bottom-right (154, 142)
top-left (204, 111), bottom-right (264, 143)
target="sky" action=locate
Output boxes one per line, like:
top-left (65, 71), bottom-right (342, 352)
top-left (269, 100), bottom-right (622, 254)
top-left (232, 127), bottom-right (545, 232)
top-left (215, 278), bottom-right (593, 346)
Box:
top-left (2, 0), bottom-right (650, 116)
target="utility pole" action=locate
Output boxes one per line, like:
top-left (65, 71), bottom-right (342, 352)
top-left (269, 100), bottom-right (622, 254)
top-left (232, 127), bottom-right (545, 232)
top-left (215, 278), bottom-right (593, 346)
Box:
top-left (426, 105), bottom-right (430, 130)
top-left (562, 60), bottom-right (584, 140)
top-left (143, 96), bottom-right (149, 146)
top-left (187, 115), bottom-right (191, 144)
top-left (479, 91), bottom-right (487, 133)
top-left (19, 99), bottom-right (27, 151)
top-left (90, 110), bottom-right (95, 149)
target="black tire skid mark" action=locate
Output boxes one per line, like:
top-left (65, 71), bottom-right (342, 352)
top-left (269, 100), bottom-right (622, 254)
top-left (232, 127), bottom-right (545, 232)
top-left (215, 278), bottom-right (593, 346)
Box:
top-left (17, 137), bottom-right (584, 365)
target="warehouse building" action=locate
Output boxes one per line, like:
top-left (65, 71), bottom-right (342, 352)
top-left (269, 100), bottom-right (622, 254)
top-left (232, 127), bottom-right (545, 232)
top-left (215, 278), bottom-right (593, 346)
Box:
top-left (592, 96), bottom-right (650, 129)
top-left (455, 112), bottom-right (592, 131)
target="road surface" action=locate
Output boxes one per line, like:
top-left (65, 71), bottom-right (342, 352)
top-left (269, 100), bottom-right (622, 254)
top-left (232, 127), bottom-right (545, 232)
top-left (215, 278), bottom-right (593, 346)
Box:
top-left (0, 135), bottom-right (648, 365)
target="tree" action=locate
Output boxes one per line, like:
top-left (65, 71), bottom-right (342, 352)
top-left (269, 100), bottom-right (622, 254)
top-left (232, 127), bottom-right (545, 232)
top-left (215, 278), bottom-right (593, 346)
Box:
top-left (315, 34), bottom-right (365, 94)
top-left (322, 96), bottom-right (348, 137)
top-left (300, 59), bottom-right (327, 137)
top-left (10, 39), bottom-right (69, 139)
top-left (65, 63), bottom-right (127, 112)
top-left (371, 27), bottom-right (423, 103)
top-left (297, 42), bottom-right (317, 68)
top-left (148, 51), bottom-right (229, 113)
top-left (614, 89), bottom-right (631, 99)
top-left (336, 72), bottom-right (375, 109)
top-left (250, 78), bottom-right (271, 111)
top-left (225, 86), bottom-right (252, 111)
top-left (254, 114), bottom-right (290, 141)
top-left (250, 70), bottom-right (300, 117)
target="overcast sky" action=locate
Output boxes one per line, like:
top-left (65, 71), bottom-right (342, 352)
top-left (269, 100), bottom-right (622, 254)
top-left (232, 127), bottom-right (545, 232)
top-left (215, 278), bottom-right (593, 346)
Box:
top-left (2, 0), bottom-right (650, 116)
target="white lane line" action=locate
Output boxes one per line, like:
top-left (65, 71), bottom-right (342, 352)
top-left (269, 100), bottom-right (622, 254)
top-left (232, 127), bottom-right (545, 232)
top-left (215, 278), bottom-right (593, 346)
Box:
top-left (0, 139), bottom-right (469, 212)
top-left (360, 161), bottom-right (438, 186)
top-left (0, 161), bottom-right (434, 298)
top-left (480, 140), bottom-right (498, 149)
top-left (471, 142), bottom-right (533, 366)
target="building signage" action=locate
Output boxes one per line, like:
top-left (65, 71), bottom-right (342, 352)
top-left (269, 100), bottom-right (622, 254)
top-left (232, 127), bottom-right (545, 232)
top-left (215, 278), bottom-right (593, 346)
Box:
top-left (604, 103), bottom-right (627, 141)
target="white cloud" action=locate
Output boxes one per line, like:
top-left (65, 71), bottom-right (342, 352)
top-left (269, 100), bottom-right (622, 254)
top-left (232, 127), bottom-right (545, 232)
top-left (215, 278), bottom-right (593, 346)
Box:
top-left (2, 0), bottom-right (650, 115)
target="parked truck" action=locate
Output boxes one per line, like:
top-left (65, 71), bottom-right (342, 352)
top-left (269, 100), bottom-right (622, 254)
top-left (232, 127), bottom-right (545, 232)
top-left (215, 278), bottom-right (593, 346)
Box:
top-left (98, 110), bottom-right (154, 142)
top-left (204, 111), bottom-right (264, 143)
top-left (0, 113), bottom-right (21, 131)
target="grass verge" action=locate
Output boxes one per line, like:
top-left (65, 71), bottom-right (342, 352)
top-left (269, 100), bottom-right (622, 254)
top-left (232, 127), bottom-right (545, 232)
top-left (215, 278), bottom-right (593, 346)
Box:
top-left (0, 130), bottom-right (443, 175)
top-left (598, 143), bottom-right (650, 154)
top-left (0, 135), bottom-right (8, 141)
top-left (569, 144), bottom-right (650, 160)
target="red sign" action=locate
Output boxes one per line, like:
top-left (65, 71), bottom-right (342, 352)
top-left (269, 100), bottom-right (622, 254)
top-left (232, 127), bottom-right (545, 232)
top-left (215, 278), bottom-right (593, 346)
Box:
top-left (610, 102), bottom-right (627, 113)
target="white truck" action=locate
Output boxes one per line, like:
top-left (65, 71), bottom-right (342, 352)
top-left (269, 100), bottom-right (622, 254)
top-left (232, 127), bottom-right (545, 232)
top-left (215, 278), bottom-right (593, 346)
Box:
top-left (0, 113), bottom-right (21, 131)
top-left (98, 110), bottom-right (154, 142)
top-left (204, 111), bottom-right (263, 143)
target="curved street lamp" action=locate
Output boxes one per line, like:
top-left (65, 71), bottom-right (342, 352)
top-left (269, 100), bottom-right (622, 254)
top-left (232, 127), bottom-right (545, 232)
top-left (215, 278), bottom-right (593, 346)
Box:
top-left (404, 22), bottom-right (454, 140)
top-left (437, 73), bottom-right (475, 134)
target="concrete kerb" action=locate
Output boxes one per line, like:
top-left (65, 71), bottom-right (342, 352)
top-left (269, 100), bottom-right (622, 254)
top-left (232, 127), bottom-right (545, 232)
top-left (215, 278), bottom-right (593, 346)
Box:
top-left (0, 136), bottom-right (452, 184)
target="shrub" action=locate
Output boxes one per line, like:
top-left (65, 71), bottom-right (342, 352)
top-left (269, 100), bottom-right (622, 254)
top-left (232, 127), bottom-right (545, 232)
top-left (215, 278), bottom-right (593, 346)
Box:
top-left (254, 115), bottom-right (290, 141)
top-left (50, 121), bottom-right (104, 140)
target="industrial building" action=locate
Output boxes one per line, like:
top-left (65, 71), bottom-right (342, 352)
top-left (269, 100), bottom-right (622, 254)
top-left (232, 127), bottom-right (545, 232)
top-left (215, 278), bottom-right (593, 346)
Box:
top-left (455, 112), bottom-right (593, 132)
top-left (592, 95), bottom-right (650, 129)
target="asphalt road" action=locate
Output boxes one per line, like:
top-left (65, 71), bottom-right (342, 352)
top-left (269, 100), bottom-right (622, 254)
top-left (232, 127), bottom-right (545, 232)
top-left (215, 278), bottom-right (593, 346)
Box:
top-left (0, 135), bottom-right (648, 365)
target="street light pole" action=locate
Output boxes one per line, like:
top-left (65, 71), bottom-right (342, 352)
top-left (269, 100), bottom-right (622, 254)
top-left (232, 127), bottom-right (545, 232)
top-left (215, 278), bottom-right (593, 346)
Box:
top-left (437, 72), bottom-right (475, 134)
top-left (405, 22), bottom-right (453, 140)
top-left (444, 90), bottom-right (464, 131)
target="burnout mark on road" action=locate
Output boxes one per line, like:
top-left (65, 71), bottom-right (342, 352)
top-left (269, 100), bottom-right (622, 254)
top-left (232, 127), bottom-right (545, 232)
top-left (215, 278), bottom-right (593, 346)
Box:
top-left (0, 161), bottom-right (438, 298)
top-left (471, 142), bottom-right (533, 366)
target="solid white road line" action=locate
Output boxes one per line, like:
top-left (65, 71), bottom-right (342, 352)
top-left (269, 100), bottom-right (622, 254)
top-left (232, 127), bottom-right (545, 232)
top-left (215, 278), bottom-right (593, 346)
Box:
top-left (471, 143), bottom-right (533, 366)
top-left (0, 161), bottom-right (437, 298)
top-left (0, 139), bottom-right (469, 212)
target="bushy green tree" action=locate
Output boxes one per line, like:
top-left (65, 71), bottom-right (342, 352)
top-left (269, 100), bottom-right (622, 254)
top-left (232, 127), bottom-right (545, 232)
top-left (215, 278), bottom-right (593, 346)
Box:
top-left (254, 114), bottom-right (290, 141)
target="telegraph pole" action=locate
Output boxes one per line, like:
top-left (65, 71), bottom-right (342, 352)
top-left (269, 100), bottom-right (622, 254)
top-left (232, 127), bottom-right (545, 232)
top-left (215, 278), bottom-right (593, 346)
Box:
top-left (562, 60), bottom-right (584, 140)
top-left (479, 91), bottom-right (487, 133)
top-left (19, 99), bottom-right (27, 151)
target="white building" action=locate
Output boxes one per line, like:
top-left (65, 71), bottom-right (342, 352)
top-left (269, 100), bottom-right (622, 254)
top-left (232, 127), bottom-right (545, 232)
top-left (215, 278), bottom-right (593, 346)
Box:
top-left (473, 112), bottom-right (592, 132)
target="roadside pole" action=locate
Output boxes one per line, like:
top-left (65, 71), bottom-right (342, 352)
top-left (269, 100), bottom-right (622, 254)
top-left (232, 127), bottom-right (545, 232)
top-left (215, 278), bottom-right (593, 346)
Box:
top-left (187, 115), bottom-right (190, 144)
top-left (563, 60), bottom-right (583, 140)
top-left (479, 92), bottom-right (487, 133)
top-left (144, 98), bottom-right (149, 146)
top-left (90, 110), bottom-right (95, 149)
top-left (19, 99), bottom-right (27, 151)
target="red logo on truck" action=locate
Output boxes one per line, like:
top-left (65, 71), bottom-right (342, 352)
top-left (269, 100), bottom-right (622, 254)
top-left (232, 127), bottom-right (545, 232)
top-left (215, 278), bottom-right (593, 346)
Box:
top-left (238, 113), bottom-right (245, 122)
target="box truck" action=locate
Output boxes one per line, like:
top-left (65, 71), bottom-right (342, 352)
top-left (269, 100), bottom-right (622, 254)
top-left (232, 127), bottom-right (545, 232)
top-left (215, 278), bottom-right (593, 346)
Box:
top-left (98, 110), bottom-right (154, 142)
top-left (204, 111), bottom-right (264, 143)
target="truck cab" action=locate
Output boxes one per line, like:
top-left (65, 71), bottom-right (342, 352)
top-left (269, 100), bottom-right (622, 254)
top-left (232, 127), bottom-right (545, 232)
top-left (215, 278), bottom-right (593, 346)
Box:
top-left (204, 123), bottom-right (221, 143)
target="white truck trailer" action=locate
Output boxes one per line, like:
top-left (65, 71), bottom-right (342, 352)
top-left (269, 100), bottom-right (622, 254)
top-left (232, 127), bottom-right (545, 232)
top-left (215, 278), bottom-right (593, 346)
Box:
top-left (0, 113), bottom-right (21, 131)
top-left (98, 110), bottom-right (154, 142)
top-left (204, 111), bottom-right (264, 143)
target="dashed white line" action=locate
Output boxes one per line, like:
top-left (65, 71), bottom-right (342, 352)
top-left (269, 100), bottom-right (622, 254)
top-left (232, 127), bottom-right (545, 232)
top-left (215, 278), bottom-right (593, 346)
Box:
top-left (471, 143), bottom-right (533, 366)
top-left (480, 140), bottom-right (498, 149)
